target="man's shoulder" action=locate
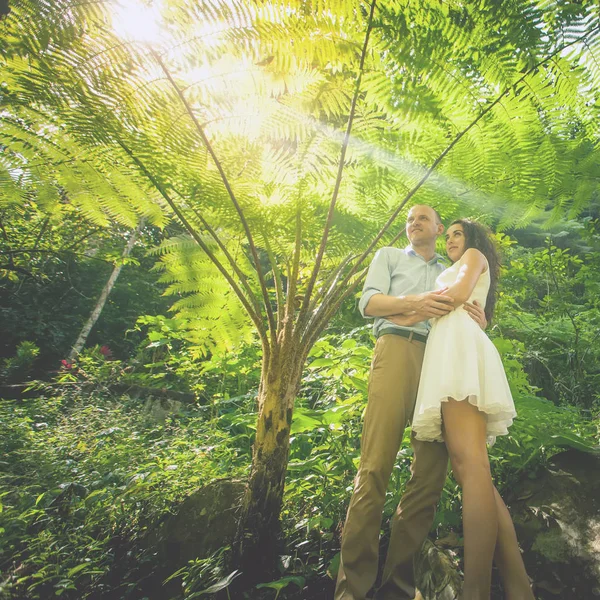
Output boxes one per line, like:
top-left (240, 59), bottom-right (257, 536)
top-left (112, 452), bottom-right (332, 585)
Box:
top-left (376, 246), bottom-right (410, 259)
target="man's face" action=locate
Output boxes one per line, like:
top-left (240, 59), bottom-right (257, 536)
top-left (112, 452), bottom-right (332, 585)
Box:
top-left (406, 205), bottom-right (442, 245)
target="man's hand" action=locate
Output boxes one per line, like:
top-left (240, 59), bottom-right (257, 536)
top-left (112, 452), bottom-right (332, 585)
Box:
top-left (406, 290), bottom-right (454, 318)
top-left (464, 300), bottom-right (487, 330)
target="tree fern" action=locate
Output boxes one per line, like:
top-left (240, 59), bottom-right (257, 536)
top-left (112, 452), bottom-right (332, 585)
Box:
top-left (3, 0), bottom-right (600, 576)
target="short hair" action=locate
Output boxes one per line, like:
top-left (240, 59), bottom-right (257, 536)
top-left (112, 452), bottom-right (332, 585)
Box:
top-left (409, 204), bottom-right (443, 225)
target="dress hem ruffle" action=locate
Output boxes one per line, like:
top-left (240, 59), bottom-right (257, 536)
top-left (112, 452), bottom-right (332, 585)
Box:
top-left (412, 393), bottom-right (517, 446)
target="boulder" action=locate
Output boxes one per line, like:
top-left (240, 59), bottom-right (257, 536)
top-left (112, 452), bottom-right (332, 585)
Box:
top-left (154, 478), bottom-right (246, 568)
top-left (509, 449), bottom-right (600, 598)
top-left (416, 539), bottom-right (462, 599)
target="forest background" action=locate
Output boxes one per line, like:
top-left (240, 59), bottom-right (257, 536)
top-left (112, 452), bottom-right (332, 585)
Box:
top-left (1, 0), bottom-right (600, 598)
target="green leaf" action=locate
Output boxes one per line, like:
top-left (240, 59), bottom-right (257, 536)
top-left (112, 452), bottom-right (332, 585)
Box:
top-left (188, 570), bottom-right (241, 597)
top-left (547, 434), bottom-right (600, 455)
top-left (67, 563), bottom-right (90, 577)
top-left (84, 489), bottom-right (108, 502)
top-left (327, 553), bottom-right (341, 580)
top-left (291, 409), bottom-right (323, 434)
top-left (308, 358), bottom-right (335, 368)
top-left (256, 575), bottom-right (305, 592)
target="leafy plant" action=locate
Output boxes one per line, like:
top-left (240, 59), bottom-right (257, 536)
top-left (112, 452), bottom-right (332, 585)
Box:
top-left (3, 0), bottom-right (600, 582)
top-left (0, 341), bottom-right (39, 383)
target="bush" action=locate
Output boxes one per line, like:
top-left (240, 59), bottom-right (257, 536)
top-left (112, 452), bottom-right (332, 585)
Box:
top-left (1, 341), bottom-right (40, 384)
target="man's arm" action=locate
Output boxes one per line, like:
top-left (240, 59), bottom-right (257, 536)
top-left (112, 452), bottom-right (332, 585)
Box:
top-left (364, 291), bottom-right (454, 319)
top-left (359, 248), bottom-right (454, 320)
top-left (385, 298), bottom-right (488, 329)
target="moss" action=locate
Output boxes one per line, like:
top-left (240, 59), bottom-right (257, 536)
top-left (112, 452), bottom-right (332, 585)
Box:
top-left (531, 530), bottom-right (572, 563)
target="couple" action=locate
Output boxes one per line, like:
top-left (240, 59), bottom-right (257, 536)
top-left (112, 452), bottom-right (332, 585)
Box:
top-left (335, 205), bottom-right (534, 600)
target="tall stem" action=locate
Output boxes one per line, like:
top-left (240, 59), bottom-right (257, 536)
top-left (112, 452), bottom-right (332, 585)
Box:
top-left (295, 0), bottom-right (377, 331)
top-left (69, 221), bottom-right (142, 359)
top-left (333, 28), bottom-right (600, 299)
top-left (116, 138), bottom-right (268, 343)
top-left (152, 50), bottom-right (277, 339)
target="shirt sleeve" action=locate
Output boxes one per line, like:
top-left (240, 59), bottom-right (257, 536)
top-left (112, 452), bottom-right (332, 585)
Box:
top-left (358, 248), bottom-right (391, 318)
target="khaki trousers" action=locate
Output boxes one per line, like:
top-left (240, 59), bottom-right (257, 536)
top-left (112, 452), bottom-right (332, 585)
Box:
top-left (334, 335), bottom-right (449, 600)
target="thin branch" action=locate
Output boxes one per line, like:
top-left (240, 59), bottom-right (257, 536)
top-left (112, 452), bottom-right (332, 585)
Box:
top-left (285, 202), bottom-right (303, 341)
top-left (0, 215), bottom-right (11, 244)
top-left (386, 227), bottom-right (408, 248)
top-left (302, 266), bottom-right (370, 350)
top-left (151, 49), bottom-right (277, 339)
top-left (579, 327), bottom-right (600, 366)
top-left (69, 221), bottom-right (143, 360)
top-left (0, 249), bottom-right (113, 264)
top-left (0, 264), bottom-right (39, 280)
top-left (31, 216), bottom-right (50, 251)
top-left (332, 26), bottom-right (600, 299)
top-left (115, 137), bottom-right (268, 344)
top-left (261, 232), bottom-right (285, 333)
top-left (306, 253), bottom-right (358, 316)
top-left (179, 192), bottom-right (266, 322)
top-left (296, 0), bottom-right (377, 331)
top-left (64, 228), bottom-right (103, 251)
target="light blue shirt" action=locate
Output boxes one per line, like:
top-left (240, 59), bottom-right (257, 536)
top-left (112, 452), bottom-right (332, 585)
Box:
top-left (359, 245), bottom-right (446, 338)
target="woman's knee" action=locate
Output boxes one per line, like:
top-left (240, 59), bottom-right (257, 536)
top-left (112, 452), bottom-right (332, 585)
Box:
top-left (449, 454), bottom-right (491, 488)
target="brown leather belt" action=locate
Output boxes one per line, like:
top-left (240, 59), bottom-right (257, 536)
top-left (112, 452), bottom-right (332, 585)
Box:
top-left (377, 327), bottom-right (428, 344)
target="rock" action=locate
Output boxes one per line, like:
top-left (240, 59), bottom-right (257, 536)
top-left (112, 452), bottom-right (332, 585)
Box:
top-left (154, 479), bottom-right (246, 568)
top-left (416, 539), bottom-right (462, 599)
top-left (141, 397), bottom-right (182, 424)
top-left (509, 449), bottom-right (600, 598)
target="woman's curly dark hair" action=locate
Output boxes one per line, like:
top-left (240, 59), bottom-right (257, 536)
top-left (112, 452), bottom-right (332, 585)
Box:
top-left (450, 219), bottom-right (501, 322)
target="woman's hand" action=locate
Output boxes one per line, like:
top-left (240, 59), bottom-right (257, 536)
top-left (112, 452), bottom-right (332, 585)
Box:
top-left (464, 300), bottom-right (487, 330)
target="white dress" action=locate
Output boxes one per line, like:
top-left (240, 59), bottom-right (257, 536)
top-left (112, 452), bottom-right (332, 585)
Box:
top-left (411, 255), bottom-right (516, 445)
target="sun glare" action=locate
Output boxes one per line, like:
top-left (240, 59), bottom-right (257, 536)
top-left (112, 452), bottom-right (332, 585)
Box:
top-left (111, 0), bottom-right (166, 46)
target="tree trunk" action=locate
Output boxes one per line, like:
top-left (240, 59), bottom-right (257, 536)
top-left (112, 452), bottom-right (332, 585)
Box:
top-left (232, 338), bottom-right (306, 582)
top-left (68, 225), bottom-right (141, 360)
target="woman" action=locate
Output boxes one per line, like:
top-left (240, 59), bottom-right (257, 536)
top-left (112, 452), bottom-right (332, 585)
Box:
top-left (393, 219), bottom-right (534, 600)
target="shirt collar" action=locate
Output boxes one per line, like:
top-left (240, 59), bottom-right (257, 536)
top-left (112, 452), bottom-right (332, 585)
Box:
top-left (404, 244), bottom-right (446, 265)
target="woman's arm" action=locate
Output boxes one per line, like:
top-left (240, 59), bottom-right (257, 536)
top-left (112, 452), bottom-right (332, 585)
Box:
top-left (387, 299), bottom-right (488, 329)
top-left (442, 248), bottom-right (487, 307)
top-left (385, 312), bottom-right (424, 327)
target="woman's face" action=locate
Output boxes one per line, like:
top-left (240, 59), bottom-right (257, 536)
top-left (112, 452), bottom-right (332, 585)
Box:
top-left (445, 223), bottom-right (466, 263)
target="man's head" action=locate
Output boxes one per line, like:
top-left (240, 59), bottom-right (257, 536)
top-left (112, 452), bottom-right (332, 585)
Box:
top-left (406, 205), bottom-right (444, 248)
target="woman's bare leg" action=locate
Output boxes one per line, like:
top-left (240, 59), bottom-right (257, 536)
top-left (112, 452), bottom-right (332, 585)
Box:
top-left (442, 398), bottom-right (498, 600)
top-left (493, 487), bottom-right (535, 599)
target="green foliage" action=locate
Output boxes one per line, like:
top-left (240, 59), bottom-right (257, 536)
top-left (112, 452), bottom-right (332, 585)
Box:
top-left (150, 234), bottom-right (256, 357)
top-left (2, 0), bottom-right (600, 596)
top-left (128, 314), bottom-right (262, 401)
top-left (0, 200), bottom-right (171, 373)
top-left (2, 0), bottom-right (600, 337)
top-left (280, 325), bottom-right (598, 583)
top-left (1, 341), bottom-right (39, 383)
top-left (256, 575), bottom-right (305, 599)
top-left (497, 223), bottom-right (600, 409)
top-left (0, 314), bottom-right (598, 598)
top-left (0, 390), bottom-right (246, 599)
top-left (165, 552), bottom-right (240, 599)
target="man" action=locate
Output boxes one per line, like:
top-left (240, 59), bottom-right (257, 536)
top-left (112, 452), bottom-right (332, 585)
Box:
top-left (335, 205), bottom-right (486, 600)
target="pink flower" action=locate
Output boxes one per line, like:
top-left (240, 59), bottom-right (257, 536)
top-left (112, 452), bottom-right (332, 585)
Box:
top-left (61, 359), bottom-right (74, 370)
top-left (99, 345), bottom-right (112, 359)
